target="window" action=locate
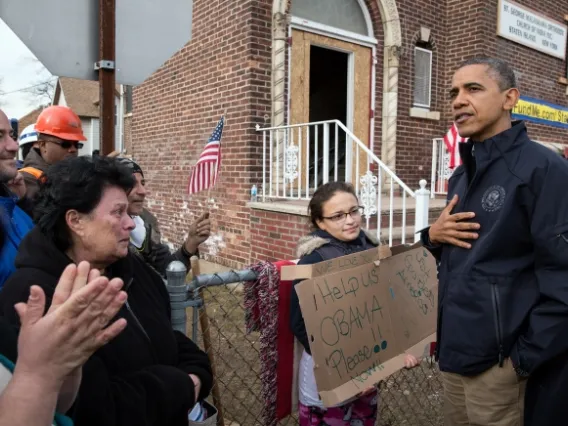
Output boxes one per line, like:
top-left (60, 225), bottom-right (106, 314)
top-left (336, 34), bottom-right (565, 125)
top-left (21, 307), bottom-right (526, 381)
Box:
top-left (413, 46), bottom-right (432, 109)
top-left (290, 0), bottom-right (368, 36)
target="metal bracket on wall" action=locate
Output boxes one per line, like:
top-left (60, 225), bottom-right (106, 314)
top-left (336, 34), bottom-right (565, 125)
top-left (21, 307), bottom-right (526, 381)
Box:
top-left (94, 60), bottom-right (116, 70)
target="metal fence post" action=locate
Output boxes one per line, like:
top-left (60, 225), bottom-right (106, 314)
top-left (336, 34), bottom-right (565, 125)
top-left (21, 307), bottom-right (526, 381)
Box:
top-left (190, 292), bottom-right (199, 343)
top-left (191, 256), bottom-right (225, 426)
top-left (414, 179), bottom-right (431, 242)
top-left (166, 261), bottom-right (188, 334)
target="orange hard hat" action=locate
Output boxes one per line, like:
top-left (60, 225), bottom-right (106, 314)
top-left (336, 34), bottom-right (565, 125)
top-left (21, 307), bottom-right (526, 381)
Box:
top-left (35, 106), bottom-right (87, 141)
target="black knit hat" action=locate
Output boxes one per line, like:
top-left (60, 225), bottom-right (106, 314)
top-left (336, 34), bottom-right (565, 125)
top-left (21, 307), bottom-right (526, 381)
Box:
top-left (116, 157), bottom-right (144, 178)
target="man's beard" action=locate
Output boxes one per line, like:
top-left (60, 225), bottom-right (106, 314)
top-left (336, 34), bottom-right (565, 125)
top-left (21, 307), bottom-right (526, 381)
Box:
top-left (0, 166), bottom-right (17, 183)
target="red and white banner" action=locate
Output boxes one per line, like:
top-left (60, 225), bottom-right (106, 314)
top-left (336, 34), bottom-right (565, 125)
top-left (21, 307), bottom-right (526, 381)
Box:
top-left (443, 123), bottom-right (468, 169)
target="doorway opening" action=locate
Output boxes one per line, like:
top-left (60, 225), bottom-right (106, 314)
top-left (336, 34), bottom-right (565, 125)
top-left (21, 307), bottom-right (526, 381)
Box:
top-left (308, 45), bottom-right (349, 184)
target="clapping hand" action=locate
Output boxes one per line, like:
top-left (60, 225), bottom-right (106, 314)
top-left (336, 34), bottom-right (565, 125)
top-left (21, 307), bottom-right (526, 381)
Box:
top-left (14, 262), bottom-right (128, 386)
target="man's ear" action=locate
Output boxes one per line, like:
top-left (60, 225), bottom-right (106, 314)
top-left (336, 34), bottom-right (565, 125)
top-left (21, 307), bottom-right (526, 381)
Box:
top-left (504, 87), bottom-right (520, 113)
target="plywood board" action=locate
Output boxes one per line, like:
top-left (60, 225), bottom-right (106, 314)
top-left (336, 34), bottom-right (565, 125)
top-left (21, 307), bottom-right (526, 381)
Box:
top-left (290, 29), bottom-right (311, 187)
top-left (290, 29), bottom-right (309, 126)
top-left (353, 46), bottom-right (372, 180)
top-left (289, 29), bottom-right (372, 186)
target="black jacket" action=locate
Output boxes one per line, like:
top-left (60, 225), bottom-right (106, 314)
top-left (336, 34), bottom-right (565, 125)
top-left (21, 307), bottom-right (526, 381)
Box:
top-left (289, 229), bottom-right (378, 354)
top-left (0, 226), bottom-right (213, 426)
top-left (421, 121), bottom-right (568, 377)
top-left (0, 317), bottom-right (18, 366)
top-left (20, 147), bottom-right (49, 200)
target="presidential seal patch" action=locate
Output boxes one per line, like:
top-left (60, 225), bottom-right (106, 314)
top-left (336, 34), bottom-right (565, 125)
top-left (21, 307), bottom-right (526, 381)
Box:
top-left (481, 185), bottom-right (506, 212)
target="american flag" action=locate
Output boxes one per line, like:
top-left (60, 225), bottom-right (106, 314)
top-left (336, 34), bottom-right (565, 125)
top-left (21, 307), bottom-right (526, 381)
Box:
top-left (443, 123), bottom-right (468, 169)
top-left (187, 116), bottom-right (224, 195)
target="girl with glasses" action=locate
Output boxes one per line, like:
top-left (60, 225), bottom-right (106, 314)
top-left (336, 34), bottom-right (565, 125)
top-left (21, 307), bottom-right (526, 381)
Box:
top-left (289, 182), bottom-right (419, 426)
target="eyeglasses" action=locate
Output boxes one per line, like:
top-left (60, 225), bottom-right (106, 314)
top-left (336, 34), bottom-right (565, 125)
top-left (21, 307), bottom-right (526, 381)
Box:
top-left (322, 206), bottom-right (364, 223)
top-left (45, 139), bottom-right (84, 150)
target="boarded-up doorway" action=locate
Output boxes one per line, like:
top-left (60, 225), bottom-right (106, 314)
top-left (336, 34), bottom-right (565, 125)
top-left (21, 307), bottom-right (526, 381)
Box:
top-left (290, 29), bottom-right (372, 186)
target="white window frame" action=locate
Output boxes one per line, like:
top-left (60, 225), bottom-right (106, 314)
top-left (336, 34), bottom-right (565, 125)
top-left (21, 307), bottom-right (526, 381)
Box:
top-left (413, 46), bottom-right (433, 109)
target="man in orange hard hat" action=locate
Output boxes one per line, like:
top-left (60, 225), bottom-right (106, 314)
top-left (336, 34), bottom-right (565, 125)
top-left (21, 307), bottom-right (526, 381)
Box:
top-left (20, 105), bottom-right (86, 199)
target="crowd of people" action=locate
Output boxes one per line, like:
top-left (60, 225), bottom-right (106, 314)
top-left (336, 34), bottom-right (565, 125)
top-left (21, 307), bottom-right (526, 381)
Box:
top-left (1, 55), bottom-right (568, 426)
top-left (0, 105), bottom-right (216, 425)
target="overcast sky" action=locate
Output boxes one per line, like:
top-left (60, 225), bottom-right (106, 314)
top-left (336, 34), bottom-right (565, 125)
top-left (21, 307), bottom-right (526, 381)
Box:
top-left (0, 18), bottom-right (53, 119)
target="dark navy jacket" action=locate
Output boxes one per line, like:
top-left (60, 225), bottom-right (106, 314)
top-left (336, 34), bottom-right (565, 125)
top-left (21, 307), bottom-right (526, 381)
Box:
top-left (422, 121), bottom-right (568, 376)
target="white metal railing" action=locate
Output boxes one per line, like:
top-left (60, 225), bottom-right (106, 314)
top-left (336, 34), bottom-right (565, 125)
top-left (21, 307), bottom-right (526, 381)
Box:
top-left (255, 120), bottom-right (430, 245)
top-left (430, 138), bottom-right (451, 198)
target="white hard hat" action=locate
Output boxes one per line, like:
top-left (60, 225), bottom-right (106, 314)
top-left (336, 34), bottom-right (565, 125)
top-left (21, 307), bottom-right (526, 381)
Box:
top-left (18, 124), bottom-right (38, 147)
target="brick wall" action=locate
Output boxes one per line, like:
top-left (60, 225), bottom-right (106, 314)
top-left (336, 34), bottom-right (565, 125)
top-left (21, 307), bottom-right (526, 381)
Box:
top-left (133, 0), bottom-right (568, 269)
top-left (132, 0), bottom-right (274, 269)
top-left (250, 210), bottom-right (311, 261)
top-left (393, 0), bottom-right (568, 185)
top-left (491, 0), bottom-right (568, 145)
top-left (392, 0), bottom-right (449, 187)
top-left (123, 115), bottom-right (133, 154)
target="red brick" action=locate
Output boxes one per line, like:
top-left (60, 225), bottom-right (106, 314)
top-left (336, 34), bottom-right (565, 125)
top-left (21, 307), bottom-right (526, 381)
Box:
top-left (132, 0), bottom-right (568, 268)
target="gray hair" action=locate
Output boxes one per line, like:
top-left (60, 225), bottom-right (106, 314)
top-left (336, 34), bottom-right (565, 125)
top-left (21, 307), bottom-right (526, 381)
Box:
top-left (457, 57), bottom-right (517, 91)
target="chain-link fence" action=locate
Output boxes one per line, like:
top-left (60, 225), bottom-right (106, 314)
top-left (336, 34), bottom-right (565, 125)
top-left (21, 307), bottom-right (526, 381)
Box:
top-left (176, 266), bottom-right (443, 426)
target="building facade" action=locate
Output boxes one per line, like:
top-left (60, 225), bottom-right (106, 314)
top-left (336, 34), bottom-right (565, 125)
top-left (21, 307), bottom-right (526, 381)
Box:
top-left (132, 0), bottom-right (568, 268)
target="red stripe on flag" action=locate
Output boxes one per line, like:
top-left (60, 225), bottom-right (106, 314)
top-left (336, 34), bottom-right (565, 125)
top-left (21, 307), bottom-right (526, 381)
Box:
top-left (187, 120), bottom-right (223, 195)
top-left (443, 123), bottom-right (468, 169)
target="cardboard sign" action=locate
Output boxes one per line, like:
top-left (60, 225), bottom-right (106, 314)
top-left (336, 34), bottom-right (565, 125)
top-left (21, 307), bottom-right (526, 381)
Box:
top-left (289, 243), bottom-right (437, 407)
top-left (281, 246), bottom-right (390, 281)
